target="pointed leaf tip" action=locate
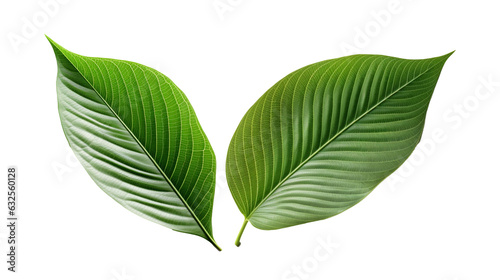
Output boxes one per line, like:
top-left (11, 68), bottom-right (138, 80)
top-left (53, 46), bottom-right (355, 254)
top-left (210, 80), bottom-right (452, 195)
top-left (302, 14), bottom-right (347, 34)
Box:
top-left (443, 50), bottom-right (455, 60)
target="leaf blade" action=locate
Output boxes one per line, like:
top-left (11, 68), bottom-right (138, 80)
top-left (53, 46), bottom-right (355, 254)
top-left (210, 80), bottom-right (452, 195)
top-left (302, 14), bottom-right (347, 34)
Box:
top-left (227, 53), bottom-right (452, 243)
top-left (48, 37), bottom-right (220, 250)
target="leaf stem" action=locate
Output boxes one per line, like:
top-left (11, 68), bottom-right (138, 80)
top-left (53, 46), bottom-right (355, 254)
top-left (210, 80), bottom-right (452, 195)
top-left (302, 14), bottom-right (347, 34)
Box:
top-left (235, 219), bottom-right (249, 247)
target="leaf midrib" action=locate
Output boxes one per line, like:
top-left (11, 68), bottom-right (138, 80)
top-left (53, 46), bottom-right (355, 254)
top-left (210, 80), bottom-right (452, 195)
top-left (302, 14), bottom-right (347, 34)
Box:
top-left (246, 63), bottom-right (435, 221)
top-left (54, 44), bottom-right (219, 249)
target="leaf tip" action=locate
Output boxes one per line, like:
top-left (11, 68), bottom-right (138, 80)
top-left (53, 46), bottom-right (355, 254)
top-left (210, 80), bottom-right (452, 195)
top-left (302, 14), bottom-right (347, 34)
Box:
top-left (45, 36), bottom-right (74, 64)
top-left (46, 35), bottom-right (64, 63)
top-left (46, 35), bottom-right (61, 53)
top-left (45, 34), bottom-right (56, 46)
top-left (441, 50), bottom-right (455, 60)
top-left (427, 51), bottom-right (454, 68)
top-left (45, 36), bottom-right (69, 55)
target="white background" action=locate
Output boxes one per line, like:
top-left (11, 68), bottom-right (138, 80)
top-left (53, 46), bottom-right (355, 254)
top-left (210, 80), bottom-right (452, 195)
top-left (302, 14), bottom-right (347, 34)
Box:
top-left (1, 0), bottom-right (499, 279)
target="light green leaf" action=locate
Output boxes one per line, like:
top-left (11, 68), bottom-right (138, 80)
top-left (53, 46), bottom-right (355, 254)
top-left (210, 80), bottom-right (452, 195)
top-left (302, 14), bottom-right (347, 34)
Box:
top-left (47, 37), bottom-right (220, 250)
top-left (227, 53), bottom-right (453, 246)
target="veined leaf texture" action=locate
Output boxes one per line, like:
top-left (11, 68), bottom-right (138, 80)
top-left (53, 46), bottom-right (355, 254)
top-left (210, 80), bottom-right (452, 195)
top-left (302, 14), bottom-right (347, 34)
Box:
top-left (226, 53), bottom-right (452, 246)
top-left (47, 37), bottom-right (220, 250)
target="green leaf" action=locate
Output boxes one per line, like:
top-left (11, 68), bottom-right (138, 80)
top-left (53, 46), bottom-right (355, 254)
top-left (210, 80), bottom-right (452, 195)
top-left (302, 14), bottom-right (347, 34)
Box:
top-left (47, 36), bottom-right (221, 250)
top-left (227, 53), bottom-right (453, 246)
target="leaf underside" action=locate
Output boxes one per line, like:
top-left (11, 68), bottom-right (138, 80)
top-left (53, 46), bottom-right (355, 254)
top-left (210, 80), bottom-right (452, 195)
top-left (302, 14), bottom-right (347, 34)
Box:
top-left (226, 53), bottom-right (452, 244)
top-left (48, 37), bottom-right (220, 250)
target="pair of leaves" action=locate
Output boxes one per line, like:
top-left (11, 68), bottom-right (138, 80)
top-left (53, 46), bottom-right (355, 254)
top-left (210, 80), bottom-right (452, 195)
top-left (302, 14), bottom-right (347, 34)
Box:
top-left (48, 37), bottom-right (451, 250)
